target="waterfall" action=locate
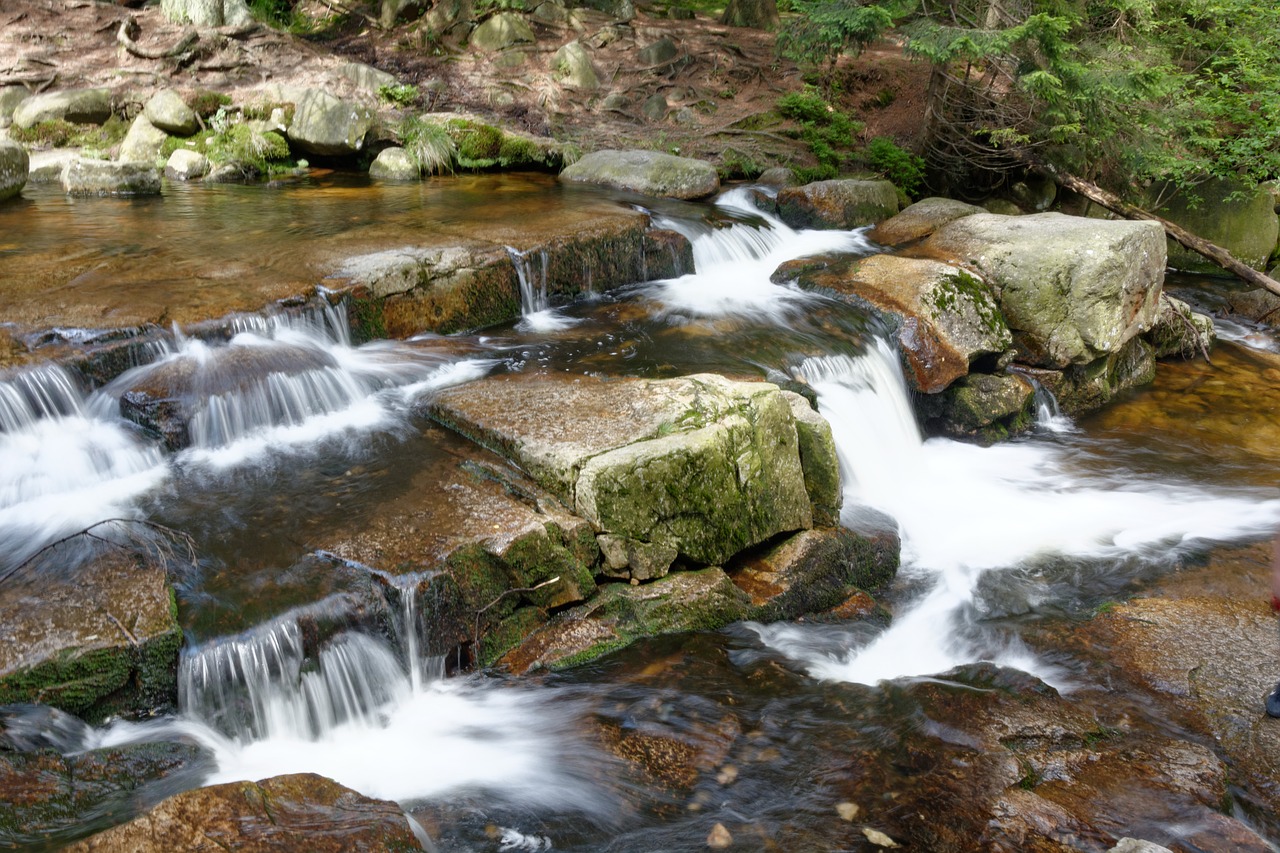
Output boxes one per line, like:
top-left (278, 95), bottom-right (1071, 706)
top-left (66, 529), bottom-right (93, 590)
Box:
top-left (0, 366), bottom-right (166, 570)
top-left (507, 246), bottom-right (550, 315)
top-left (752, 336), bottom-right (1280, 685)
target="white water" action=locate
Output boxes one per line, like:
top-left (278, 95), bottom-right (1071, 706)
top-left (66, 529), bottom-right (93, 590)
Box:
top-left (0, 366), bottom-right (167, 569)
top-left (645, 188), bottom-right (877, 321)
top-left (508, 246), bottom-right (580, 333)
top-left (755, 341), bottom-right (1280, 685)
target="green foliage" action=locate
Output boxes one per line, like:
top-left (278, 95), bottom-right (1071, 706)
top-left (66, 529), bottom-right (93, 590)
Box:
top-left (377, 84), bottom-right (421, 107)
top-left (865, 136), bottom-right (925, 196)
top-left (449, 119), bottom-right (504, 167)
top-left (242, 100), bottom-right (296, 124)
top-left (718, 147), bottom-right (764, 180)
top-left (777, 0), bottom-right (905, 71)
top-left (777, 88), bottom-right (864, 175)
top-left (186, 90), bottom-right (231, 119)
top-left (9, 115), bottom-right (129, 150)
top-left (398, 116), bottom-right (457, 175)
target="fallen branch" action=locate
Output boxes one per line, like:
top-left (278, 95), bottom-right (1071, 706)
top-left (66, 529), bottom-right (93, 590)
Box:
top-left (117, 17), bottom-right (199, 60)
top-left (472, 576), bottom-right (561, 649)
top-left (105, 612), bottom-right (140, 648)
top-left (0, 518), bottom-right (198, 587)
top-left (1159, 292), bottom-right (1212, 364)
top-left (1030, 162), bottom-right (1280, 299)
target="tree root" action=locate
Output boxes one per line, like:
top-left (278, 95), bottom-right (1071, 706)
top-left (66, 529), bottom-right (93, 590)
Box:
top-left (117, 17), bottom-right (199, 60)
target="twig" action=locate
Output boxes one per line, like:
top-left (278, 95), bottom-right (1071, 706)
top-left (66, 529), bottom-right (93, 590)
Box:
top-left (1, 518), bottom-right (198, 587)
top-left (472, 576), bottom-right (561, 648)
top-left (106, 613), bottom-right (140, 647)
top-left (1160, 293), bottom-right (1212, 364)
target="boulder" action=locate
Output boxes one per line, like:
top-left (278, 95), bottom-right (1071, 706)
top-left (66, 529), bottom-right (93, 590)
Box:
top-left (730, 527), bottom-right (898, 621)
top-left (469, 11), bottom-right (536, 51)
top-left (786, 254), bottom-right (1011, 393)
top-left (982, 198), bottom-right (1022, 215)
top-left (1144, 295), bottom-right (1214, 360)
top-left (560, 148), bottom-right (719, 199)
top-left (532, 0), bottom-right (570, 24)
top-left (783, 391), bottom-right (842, 526)
top-left (0, 140), bottom-right (28, 202)
top-left (641, 93), bottom-right (668, 122)
top-left (368, 146), bottom-right (419, 180)
top-left (0, 86), bottom-right (29, 128)
top-left (500, 568), bottom-right (752, 671)
top-left (757, 166), bottom-right (798, 188)
top-left (164, 148), bottom-right (210, 181)
top-left (719, 0), bottom-right (778, 28)
top-left (143, 89), bottom-right (198, 137)
top-left (1008, 174), bottom-right (1056, 212)
top-left (12, 88), bottom-right (112, 130)
top-left (159, 0), bottom-right (253, 26)
top-left (1149, 178), bottom-right (1279, 274)
top-left (428, 373), bottom-right (821, 569)
top-left (1224, 287), bottom-right (1280, 326)
top-left (63, 773), bottom-right (422, 852)
top-left (118, 114), bottom-right (170, 164)
top-left (552, 41), bottom-right (600, 89)
top-left (776, 179), bottom-right (900, 229)
top-left (922, 212), bottom-right (1165, 369)
top-left (0, 550), bottom-right (181, 722)
top-left (1018, 337), bottom-right (1156, 417)
top-left (868, 196), bottom-right (984, 247)
top-left (61, 159), bottom-right (162, 197)
top-left (637, 36), bottom-right (678, 66)
top-left (919, 372), bottom-right (1036, 443)
top-left (286, 89), bottom-right (373, 157)
top-left (337, 62), bottom-right (399, 95)
top-left (27, 150), bottom-right (76, 183)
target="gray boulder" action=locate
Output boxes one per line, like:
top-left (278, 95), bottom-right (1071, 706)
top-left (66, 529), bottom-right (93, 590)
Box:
top-left (757, 166), bottom-right (798, 188)
top-left (337, 62), bottom-right (399, 95)
top-left (159, 0), bottom-right (253, 26)
top-left (637, 36), bottom-right (678, 65)
top-left (12, 88), bottom-right (112, 129)
top-left (368, 146), bottom-right (418, 180)
top-left (143, 89), bottom-right (198, 137)
top-left (27, 150), bottom-right (76, 183)
top-left (0, 140), bottom-right (28, 202)
top-left (469, 12), bottom-right (536, 51)
top-left (164, 148), bottom-right (210, 181)
top-left (287, 89), bottom-right (373, 157)
top-left (641, 93), bottom-right (668, 121)
top-left (118, 115), bottom-right (170, 164)
top-left (553, 41), bottom-right (600, 89)
top-left (62, 159), bottom-right (162, 196)
top-left (921, 372), bottom-right (1036, 443)
top-left (560, 148), bottom-right (718, 199)
top-left (923, 212), bottom-right (1165, 369)
top-left (869, 196), bottom-right (985, 247)
top-left (776, 179), bottom-right (900, 229)
top-left (1150, 178), bottom-right (1279, 274)
top-left (0, 86), bottom-right (29, 128)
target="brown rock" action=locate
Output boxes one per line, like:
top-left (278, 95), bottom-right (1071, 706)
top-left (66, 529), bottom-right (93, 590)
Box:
top-left (869, 197), bottom-right (985, 247)
top-left (775, 179), bottom-right (900, 230)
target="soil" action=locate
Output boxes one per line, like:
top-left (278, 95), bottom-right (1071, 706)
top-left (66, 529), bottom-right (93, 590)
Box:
top-left (0, 0), bottom-right (931, 171)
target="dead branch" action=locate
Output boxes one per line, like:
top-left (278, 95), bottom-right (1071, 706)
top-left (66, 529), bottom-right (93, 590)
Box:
top-left (117, 17), bottom-right (199, 60)
top-left (105, 612), bottom-right (140, 647)
top-left (472, 576), bottom-right (561, 648)
top-left (0, 518), bottom-right (198, 587)
top-left (1159, 292), bottom-right (1212, 364)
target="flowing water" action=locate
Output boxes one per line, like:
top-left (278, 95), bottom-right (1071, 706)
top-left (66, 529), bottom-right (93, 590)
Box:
top-left (4, 177), bottom-right (1280, 850)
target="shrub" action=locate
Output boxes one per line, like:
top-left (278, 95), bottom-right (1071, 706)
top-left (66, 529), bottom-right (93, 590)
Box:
top-left (865, 136), bottom-right (925, 197)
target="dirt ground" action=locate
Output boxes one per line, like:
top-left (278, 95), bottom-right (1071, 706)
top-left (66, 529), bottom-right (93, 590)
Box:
top-left (0, 0), bottom-right (931, 170)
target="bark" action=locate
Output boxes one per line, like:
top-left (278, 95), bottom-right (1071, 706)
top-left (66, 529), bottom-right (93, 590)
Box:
top-left (1031, 162), bottom-right (1280, 299)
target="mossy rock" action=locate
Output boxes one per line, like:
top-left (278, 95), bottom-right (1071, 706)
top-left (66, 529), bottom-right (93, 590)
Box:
top-left (1148, 178), bottom-right (1279, 274)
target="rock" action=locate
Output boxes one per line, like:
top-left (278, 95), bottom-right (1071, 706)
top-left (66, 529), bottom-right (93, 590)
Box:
top-left (1008, 174), bottom-right (1056, 211)
top-left (337, 61), bottom-right (399, 95)
top-left (707, 822), bottom-right (733, 848)
top-left (637, 36), bottom-right (679, 65)
top-left (719, 0), bottom-right (778, 28)
top-left (368, 146), bottom-right (419, 180)
top-left (757, 166), bottom-right (798, 188)
top-left (27, 149), bottom-right (76, 183)
top-left (775, 179), bottom-right (900, 229)
top-left (730, 527), bottom-right (898, 621)
top-left (922, 212), bottom-right (1165, 369)
top-left (863, 827), bottom-right (899, 848)
top-left (61, 159), bottom-right (162, 197)
top-left (12, 88), bottom-right (112, 130)
top-left (1109, 840), bottom-right (1174, 853)
top-left (0, 139), bottom-right (28, 202)
top-left (531, 0), bottom-right (570, 24)
top-left (1149, 178), bottom-right (1279, 274)
top-left (287, 89), bottom-right (374, 157)
top-left (1017, 336), bottom-right (1156, 417)
top-left (577, 0), bottom-right (635, 20)
top-left (561, 149), bottom-right (719, 199)
top-left (1144, 295), bottom-right (1214, 359)
top-left (63, 773), bottom-right (421, 852)
top-left (501, 568), bottom-right (752, 671)
top-left (159, 0), bottom-right (253, 27)
top-left (641, 93), bottom-right (669, 122)
top-left (0, 86), bottom-right (29, 128)
top-left (868, 196), bottom-right (985, 247)
top-left (787, 254), bottom-right (1011, 393)
top-left (982, 197), bottom-right (1022, 216)
top-left (143, 89), bottom-right (198, 137)
top-left (553, 41), bottom-right (600, 89)
top-left (836, 802), bottom-right (860, 821)
top-left (164, 148), bottom-right (210, 181)
top-left (597, 534), bottom-right (678, 581)
top-left (1225, 287), bottom-right (1280, 326)
top-left (431, 373), bottom-right (817, 567)
top-left (118, 114), bottom-right (170, 164)
top-left (920, 372), bottom-right (1036, 443)
top-left (0, 740), bottom-right (204, 848)
top-left (0, 549), bottom-right (181, 721)
top-left (782, 391), bottom-right (841, 525)
top-left (469, 11), bottom-right (536, 51)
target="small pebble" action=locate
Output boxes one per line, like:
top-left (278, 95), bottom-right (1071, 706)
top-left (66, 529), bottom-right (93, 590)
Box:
top-left (835, 801), bottom-right (859, 821)
top-left (862, 827), bottom-right (899, 848)
top-left (707, 823), bottom-right (732, 849)
top-left (716, 765), bottom-right (738, 785)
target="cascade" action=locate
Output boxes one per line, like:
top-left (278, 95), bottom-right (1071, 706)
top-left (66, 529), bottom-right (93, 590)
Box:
top-left (506, 246), bottom-right (550, 315)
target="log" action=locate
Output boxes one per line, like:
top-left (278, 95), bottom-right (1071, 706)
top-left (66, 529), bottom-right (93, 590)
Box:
top-left (1031, 162), bottom-right (1280, 299)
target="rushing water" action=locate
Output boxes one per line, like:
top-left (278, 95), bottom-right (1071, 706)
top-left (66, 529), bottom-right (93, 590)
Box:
top-left (5, 178), bottom-right (1280, 850)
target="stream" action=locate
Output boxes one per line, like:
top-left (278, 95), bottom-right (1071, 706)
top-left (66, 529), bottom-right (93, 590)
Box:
top-left (3, 176), bottom-right (1280, 851)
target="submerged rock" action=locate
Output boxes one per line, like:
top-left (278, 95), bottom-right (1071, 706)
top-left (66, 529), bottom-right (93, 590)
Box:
top-left (0, 549), bottom-right (181, 722)
top-left (63, 773), bottom-right (421, 852)
top-left (12, 88), bottom-right (112, 129)
top-left (560, 148), bottom-right (719, 199)
top-left (0, 140), bottom-right (29, 202)
top-left (922, 212), bottom-right (1165, 369)
top-left (869, 197), bottom-right (985, 247)
top-left (775, 179), bottom-right (900, 229)
top-left (61, 159), bottom-right (162, 197)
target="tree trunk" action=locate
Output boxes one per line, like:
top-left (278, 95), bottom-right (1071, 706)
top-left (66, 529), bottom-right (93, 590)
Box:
top-left (1030, 162), bottom-right (1280, 299)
